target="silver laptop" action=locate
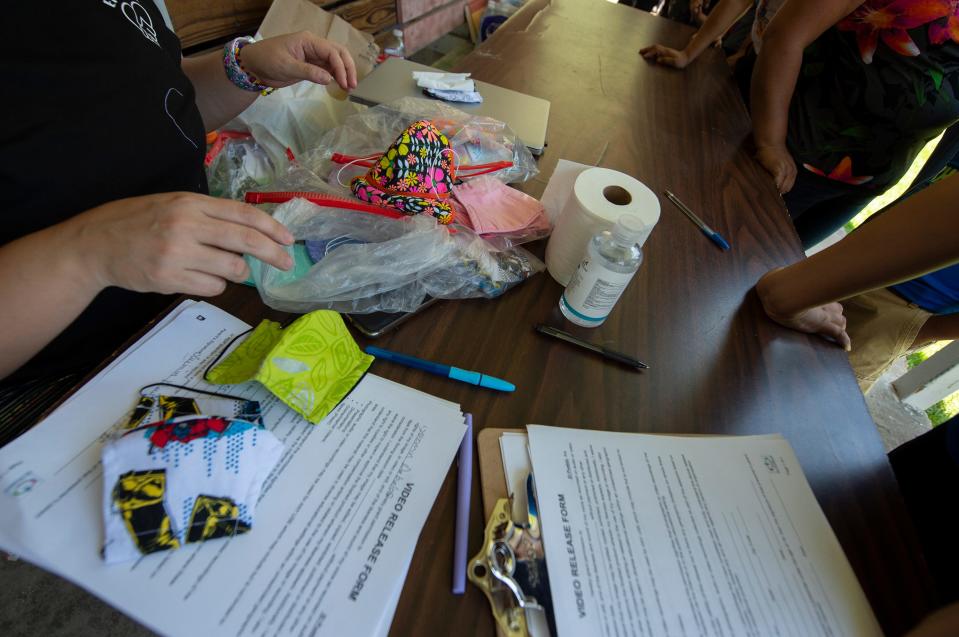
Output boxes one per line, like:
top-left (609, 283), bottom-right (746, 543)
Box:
top-left (349, 58), bottom-right (550, 155)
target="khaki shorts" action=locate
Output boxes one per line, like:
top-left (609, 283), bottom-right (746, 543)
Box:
top-left (844, 288), bottom-right (932, 393)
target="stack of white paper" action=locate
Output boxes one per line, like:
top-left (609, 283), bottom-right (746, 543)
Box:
top-left (0, 301), bottom-right (466, 637)
top-left (521, 426), bottom-right (884, 637)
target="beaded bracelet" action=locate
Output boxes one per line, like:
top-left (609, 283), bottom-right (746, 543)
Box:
top-left (222, 36), bottom-right (275, 96)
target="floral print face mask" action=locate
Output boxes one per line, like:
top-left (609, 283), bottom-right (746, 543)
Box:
top-left (351, 120), bottom-right (457, 224)
top-left (347, 119), bottom-right (516, 225)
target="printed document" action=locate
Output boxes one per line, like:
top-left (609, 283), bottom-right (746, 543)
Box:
top-left (526, 425), bottom-right (882, 637)
top-left (0, 301), bottom-right (466, 637)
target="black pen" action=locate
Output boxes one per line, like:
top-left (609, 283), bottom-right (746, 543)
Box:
top-left (534, 325), bottom-right (649, 370)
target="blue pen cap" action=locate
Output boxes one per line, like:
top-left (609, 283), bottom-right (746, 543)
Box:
top-left (478, 375), bottom-right (515, 393)
top-left (709, 231), bottom-right (731, 251)
top-left (448, 367), bottom-right (515, 392)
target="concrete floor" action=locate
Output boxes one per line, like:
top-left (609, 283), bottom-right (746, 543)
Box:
top-left (865, 357), bottom-right (933, 452)
top-left (0, 556), bottom-right (153, 637)
top-left (408, 26), bottom-right (474, 70)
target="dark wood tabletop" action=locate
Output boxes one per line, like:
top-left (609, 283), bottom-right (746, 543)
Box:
top-left (400, 0), bottom-right (931, 633)
top-left (14, 1), bottom-right (936, 635)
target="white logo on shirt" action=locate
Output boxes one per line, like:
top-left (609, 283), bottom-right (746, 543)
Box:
top-left (103, 1), bottom-right (160, 46)
top-left (164, 88), bottom-right (199, 150)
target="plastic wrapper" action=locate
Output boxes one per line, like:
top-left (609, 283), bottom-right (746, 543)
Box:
top-left (248, 198), bottom-right (545, 314)
top-left (299, 97), bottom-right (539, 192)
top-left (207, 135), bottom-right (277, 201)
top-left (230, 81), bottom-right (363, 170)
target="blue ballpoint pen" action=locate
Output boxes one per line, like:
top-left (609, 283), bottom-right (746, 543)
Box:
top-left (365, 346), bottom-right (515, 392)
top-left (663, 190), bottom-right (731, 251)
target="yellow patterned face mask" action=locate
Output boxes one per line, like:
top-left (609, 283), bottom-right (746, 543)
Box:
top-left (205, 311), bottom-right (373, 424)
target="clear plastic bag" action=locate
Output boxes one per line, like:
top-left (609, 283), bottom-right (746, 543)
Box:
top-left (207, 134), bottom-right (277, 201)
top-left (299, 97), bottom-right (539, 194)
top-left (249, 153), bottom-right (551, 251)
top-left (248, 198), bottom-right (545, 314)
top-left (230, 82), bottom-right (363, 170)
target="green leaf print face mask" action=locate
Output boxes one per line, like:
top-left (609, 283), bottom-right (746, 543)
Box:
top-left (205, 311), bottom-right (373, 424)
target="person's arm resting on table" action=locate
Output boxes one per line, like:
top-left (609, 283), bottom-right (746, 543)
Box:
top-left (0, 32), bottom-right (358, 381)
top-left (755, 175), bottom-right (959, 348)
top-left (640, 0), bottom-right (753, 68)
top-left (750, 0), bottom-right (863, 193)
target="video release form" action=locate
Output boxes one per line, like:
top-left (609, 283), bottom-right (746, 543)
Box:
top-left (525, 426), bottom-right (882, 637)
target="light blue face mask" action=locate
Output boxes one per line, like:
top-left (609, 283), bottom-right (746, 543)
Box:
top-left (243, 242), bottom-right (314, 288)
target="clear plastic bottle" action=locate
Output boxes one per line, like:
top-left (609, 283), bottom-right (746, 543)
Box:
top-left (383, 29), bottom-right (406, 59)
top-left (559, 215), bottom-right (645, 327)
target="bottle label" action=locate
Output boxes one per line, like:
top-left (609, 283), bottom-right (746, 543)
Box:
top-left (561, 257), bottom-right (635, 321)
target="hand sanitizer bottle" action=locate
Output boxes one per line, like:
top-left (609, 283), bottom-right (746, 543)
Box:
top-left (559, 215), bottom-right (645, 327)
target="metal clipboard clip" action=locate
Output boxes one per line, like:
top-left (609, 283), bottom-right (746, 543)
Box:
top-left (469, 475), bottom-right (556, 637)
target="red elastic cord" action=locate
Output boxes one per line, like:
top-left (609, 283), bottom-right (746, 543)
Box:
top-left (330, 153), bottom-right (379, 167)
top-left (330, 153), bottom-right (513, 179)
top-left (244, 191), bottom-right (457, 232)
top-left (458, 160), bottom-right (515, 177)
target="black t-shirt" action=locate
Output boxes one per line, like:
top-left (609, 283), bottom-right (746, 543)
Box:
top-left (0, 1), bottom-right (208, 382)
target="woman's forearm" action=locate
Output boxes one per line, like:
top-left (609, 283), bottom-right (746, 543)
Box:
top-left (182, 52), bottom-right (258, 132)
top-left (683, 0), bottom-right (753, 61)
top-left (0, 224), bottom-right (104, 378)
top-left (758, 175), bottom-right (959, 316)
top-left (750, 0), bottom-right (863, 149)
top-left (750, 26), bottom-right (803, 149)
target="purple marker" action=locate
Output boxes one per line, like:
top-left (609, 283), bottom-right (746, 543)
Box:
top-left (452, 414), bottom-right (473, 594)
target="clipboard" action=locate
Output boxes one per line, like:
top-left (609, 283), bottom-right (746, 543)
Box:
top-left (476, 428), bottom-right (719, 520)
top-left (473, 427), bottom-right (549, 637)
top-left (474, 428), bottom-right (723, 637)
top-left (476, 427), bottom-right (525, 521)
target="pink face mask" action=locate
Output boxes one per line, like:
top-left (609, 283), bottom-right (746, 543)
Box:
top-left (452, 176), bottom-right (548, 235)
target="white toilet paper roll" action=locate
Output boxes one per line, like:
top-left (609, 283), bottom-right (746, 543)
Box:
top-left (545, 167), bottom-right (660, 285)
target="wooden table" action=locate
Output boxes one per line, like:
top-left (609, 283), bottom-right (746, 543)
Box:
top-left (390, 1), bottom-right (933, 633)
top-left (12, 1), bottom-right (935, 635)
top-left (206, 1), bottom-right (938, 634)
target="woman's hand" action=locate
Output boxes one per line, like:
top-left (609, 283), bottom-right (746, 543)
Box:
top-left (0, 194), bottom-right (295, 378)
top-left (756, 269), bottom-right (851, 350)
top-left (690, 0), bottom-right (709, 24)
top-left (239, 31), bottom-right (358, 92)
top-left (68, 193), bottom-right (294, 297)
top-left (755, 144), bottom-right (798, 193)
top-left (639, 44), bottom-right (692, 69)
